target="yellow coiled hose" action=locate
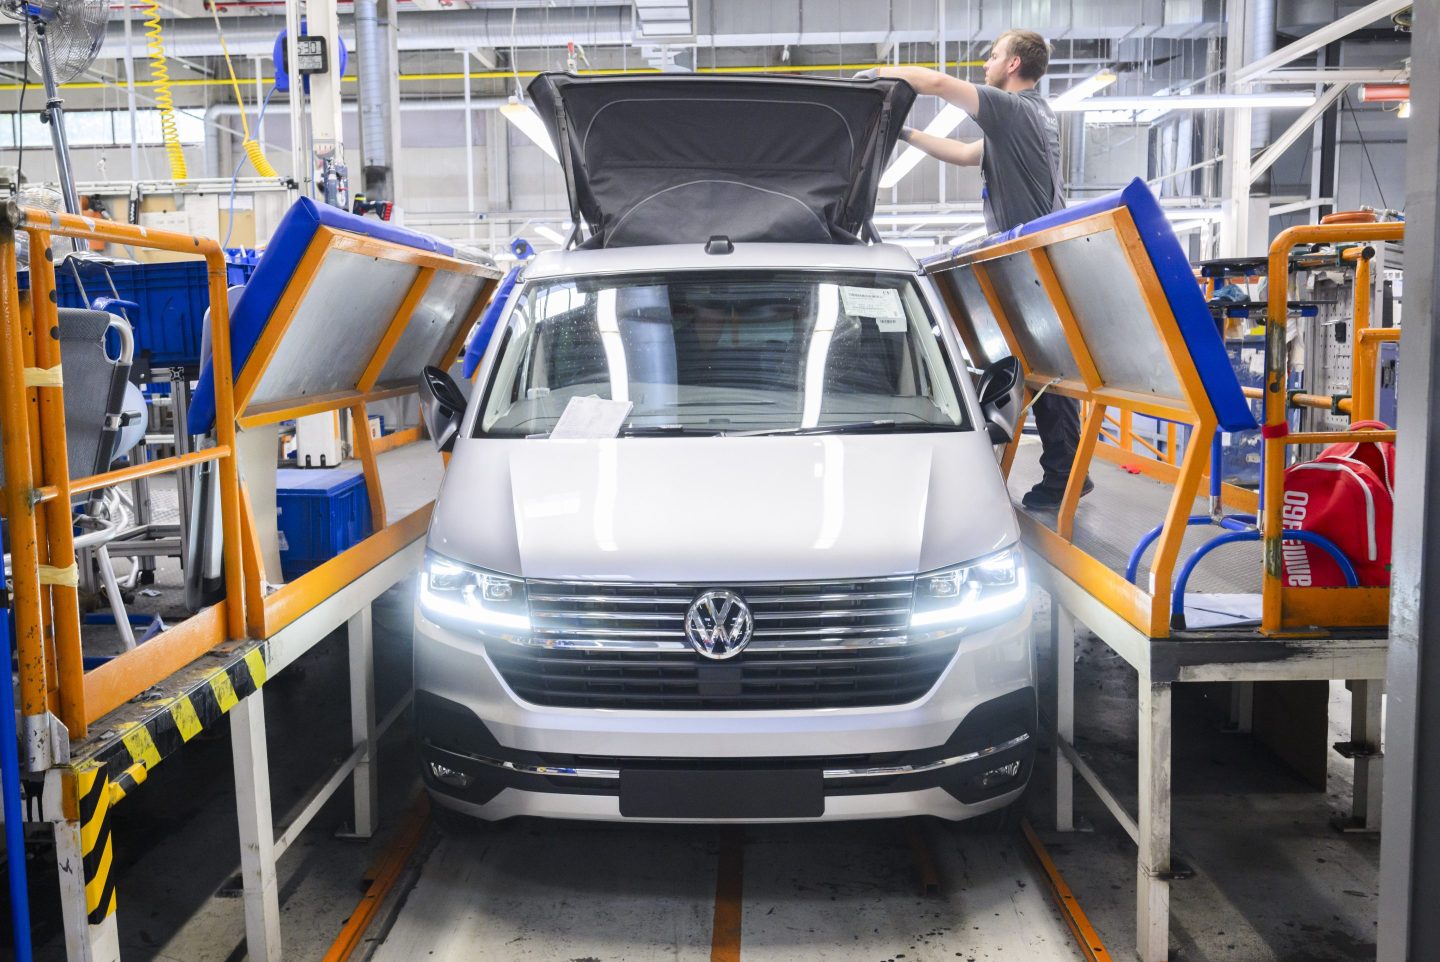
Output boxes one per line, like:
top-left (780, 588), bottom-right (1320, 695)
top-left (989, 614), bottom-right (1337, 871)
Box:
top-left (209, 1), bottom-right (278, 178)
top-left (142, 0), bottom-right (187, 179)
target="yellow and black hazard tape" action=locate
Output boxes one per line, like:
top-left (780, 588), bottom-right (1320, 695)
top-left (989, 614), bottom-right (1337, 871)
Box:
top-left (68, 645), bottom-right (268, 924)
top-left (76, 767), bottom-right (118, 924)
top-left (83, 646), bottom-right (269, 805)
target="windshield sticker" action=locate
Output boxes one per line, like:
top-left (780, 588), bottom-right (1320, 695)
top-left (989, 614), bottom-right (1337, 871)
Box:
top-left (840, 286), bottom-right (906, 332)
top-left (549, 396), bottom-right (634, 439)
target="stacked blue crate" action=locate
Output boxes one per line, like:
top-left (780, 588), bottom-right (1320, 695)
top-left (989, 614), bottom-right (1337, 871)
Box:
top-left (275, 467), bottom-right (374, 580)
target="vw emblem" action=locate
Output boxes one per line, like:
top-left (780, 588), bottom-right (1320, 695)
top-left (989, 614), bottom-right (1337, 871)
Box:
top-left (685, 589), bottom-right (753, 660)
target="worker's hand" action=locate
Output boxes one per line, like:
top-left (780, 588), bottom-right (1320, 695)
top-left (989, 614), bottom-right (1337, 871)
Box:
top-left (852, 68), bottom-right (878, 81)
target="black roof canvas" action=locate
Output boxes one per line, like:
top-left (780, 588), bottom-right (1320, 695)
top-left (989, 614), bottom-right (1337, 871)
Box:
top-left (527, 73), bottom-right (917, 249)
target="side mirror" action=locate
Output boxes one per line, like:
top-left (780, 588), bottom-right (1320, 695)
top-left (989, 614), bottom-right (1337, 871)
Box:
top-left (418, 366), bottom-right (468, 453)
top-left (976, 356), bottom-right (1024, 444)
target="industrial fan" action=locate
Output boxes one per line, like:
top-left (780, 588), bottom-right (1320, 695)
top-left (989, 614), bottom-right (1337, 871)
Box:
top-left (1, 0), bottom-right (109, 216)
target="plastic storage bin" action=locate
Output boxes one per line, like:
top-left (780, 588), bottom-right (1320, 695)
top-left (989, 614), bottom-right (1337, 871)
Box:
top-left (51, 260), bottom-right (251, 369)
top-left (275, 466), bottom-right (373, 581)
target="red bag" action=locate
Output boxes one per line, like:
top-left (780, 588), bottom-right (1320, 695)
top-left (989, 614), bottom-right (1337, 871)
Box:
top-left (1280, 451), bottom-right (1392, 588)
top-left (1319, 419), bottom-right (1396, 497)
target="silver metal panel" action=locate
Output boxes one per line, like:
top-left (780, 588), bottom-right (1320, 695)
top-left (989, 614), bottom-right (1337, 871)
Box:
top-left (249, 250), bottom-right (419, 406)
top-left (374, 272), bottom-right (491, 389)
top-left (1046, 232), bottom-right (1185, 401)
top-left (985, 252), bottom-right (1081, 381)
top-left (944, 268), bottom-right (1011, 366)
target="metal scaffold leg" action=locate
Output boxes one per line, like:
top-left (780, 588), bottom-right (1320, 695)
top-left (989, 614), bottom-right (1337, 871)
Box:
top-left (348, 603), bottom-right (379, 839)
top-left (53, 801), bottom-right (120, 962)
top-left (1136, 682), bottom-right (1173, 962)
top-left (232, 691), bottom-right (283, 962)
top-left (1052, 602), bottom-right (1076, 833)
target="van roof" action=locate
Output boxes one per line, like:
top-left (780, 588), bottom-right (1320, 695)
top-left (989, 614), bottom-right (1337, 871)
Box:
top-left (519, 241), bottom-right (921, 282)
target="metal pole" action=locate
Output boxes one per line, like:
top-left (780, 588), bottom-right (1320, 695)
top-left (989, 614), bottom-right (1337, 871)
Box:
top-left (1378, 0), bottom-right (1440, 953)
top-left (34, 27), bottom-right (84, 241)
top-left (0, 606), bottom-right (34, 962)
top-left (464, 52), bottom-right (475, 240)
top-left (121, 1), bottom-right (140, 181)
top-left (285, 0), bottom-right (307, 195)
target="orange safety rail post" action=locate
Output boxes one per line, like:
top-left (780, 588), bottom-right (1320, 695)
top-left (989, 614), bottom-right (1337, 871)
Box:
top-left (926, 206), bottom-right (1219, 638)
top-left (0, 203), bottom-right (248, 736)
top-left (1261, 221), bottom-right (1403, 635)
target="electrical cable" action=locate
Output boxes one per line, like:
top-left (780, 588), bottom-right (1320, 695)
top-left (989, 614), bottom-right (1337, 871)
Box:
top-left (142, 0), bottom-right (187, 178)
top-left (206, 0), bottom-right (278, 177)
top-left (16, 18), bottom-right (29, 186)
top-left (224, 85), bottom-right (277, 254)
top-left (1342, 92), bottom-right (1389, 211)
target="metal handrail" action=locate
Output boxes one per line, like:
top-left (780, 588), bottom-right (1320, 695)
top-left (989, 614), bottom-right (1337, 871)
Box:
top-left (0, 203), bottom-right (244, 745)
top-left (1260, 221), bottom-right (1405, 633)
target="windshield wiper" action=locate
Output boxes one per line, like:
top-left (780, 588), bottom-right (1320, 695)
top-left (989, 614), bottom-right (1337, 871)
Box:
top-left (730, 420), bottom-right (948, 437)
top-left (617, 425), bottom-right (725, 437)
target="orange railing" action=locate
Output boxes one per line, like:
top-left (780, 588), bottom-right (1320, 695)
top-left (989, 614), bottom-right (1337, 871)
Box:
top-left (1259, 221), bottom-right (1404, 633)
top-left (1, 204), bottom-right (500, 755)
top-left (1, 206), bottom-right (244, 746)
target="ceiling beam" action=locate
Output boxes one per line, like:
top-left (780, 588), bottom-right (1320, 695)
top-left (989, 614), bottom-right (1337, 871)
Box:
top-left (1235, 0), bottom-right (1410, 83)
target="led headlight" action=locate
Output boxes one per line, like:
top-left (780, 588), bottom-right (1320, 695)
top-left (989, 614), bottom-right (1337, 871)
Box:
top-left (419, 552), bottom-right (530, 637)
top-left (910, 546), bottom-right (1028, 633)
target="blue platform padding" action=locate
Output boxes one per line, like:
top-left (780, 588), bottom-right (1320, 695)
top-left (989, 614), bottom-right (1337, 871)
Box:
top-left (461, 265), bottom-right (520, 379)
top-left (188, 197), bottom-right (455, 435)
top-left (924, 179), bottom-right (1257, 434)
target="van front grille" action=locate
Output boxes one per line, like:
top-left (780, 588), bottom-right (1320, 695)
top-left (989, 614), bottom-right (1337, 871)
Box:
top-left (486, 577), bottom-right (960, 710)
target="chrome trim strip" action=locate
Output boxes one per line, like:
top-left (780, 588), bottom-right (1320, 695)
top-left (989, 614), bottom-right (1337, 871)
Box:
top-left (433, 733), bottom-right (1030, 783)
top-left (495, 633), bottom-right (926, 651)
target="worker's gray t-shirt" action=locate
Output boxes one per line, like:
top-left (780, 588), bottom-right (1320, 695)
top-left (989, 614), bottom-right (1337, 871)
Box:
top-left (973, 85), bottom-right (1065, 233)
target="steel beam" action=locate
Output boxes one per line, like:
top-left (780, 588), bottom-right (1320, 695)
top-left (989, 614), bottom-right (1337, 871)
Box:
top-left (1378, 0), bottom-right (1440, 954)
top-left (1250, 84), bottom-right (1349, 183)
top-left (1235, 0), bottom-right (1410, 83)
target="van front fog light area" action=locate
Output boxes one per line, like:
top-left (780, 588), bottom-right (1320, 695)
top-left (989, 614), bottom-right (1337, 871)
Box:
top-left (909, 547), bottom-right (1029, 635)
top-left (428, 762), bottom-right (475, 789)
top-left (978, 760), bottom-right (1022, 789)
top-left (418, 552), bottom-right (531, 639)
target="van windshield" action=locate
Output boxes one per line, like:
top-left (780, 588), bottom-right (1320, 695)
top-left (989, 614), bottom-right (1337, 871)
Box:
top-left (475, 270), bottom-right (970, 438)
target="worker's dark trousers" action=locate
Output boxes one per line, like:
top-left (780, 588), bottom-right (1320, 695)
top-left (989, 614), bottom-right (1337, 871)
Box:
top-left (1033, 392), bottom-right (1082, 491)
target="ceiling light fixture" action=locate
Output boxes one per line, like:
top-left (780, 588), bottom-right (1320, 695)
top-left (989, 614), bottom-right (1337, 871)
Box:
top-left (1050, 69), bottom-right (1119, 106)
top-left (878, 103), bottom-right (969, 189)
top-left (1052, 92), bottom-right (1318, 112)
top-left (500, 97), bottom-right (559, 162)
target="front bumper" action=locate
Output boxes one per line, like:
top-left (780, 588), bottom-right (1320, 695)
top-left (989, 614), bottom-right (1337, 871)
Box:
top-left (414, 599), bottom-right (1036, 823)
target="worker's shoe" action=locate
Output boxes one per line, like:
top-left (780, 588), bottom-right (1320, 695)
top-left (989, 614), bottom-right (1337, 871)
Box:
top-left (1020, 477), bottom-right (1094, 511)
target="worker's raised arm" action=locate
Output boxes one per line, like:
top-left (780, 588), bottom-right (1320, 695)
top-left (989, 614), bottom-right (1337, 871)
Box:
top-left (897, 127), bottom-right (983, 167)
top-left (869, 66), bottom-right (981, 117)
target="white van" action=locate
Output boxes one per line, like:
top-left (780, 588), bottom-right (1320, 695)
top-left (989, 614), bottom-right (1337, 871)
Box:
top-left (414, 73), bottom-right (1034, 824)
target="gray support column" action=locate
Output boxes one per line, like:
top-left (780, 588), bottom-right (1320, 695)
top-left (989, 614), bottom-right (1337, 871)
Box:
top-left (486, 109), bottom-right (510, 215)
top-left (1052, 601), bottom-right (1076, 832)
top-left (348, 604), bottom-right (379, 838)
top-left (1378, 0), bottom-right (1440, 954)
top-left (1136, 682), bottom-right (1172, 962)
top-left (232, 692), bottom-right (282, 962)
top-left (1348, 679), bottom-right (1384, 831)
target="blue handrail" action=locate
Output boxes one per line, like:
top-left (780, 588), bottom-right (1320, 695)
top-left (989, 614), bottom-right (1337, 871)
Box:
top-left (2, 606), bottom-right (35, 962)
top-left (1169, 528), bottom-right (1359, 629)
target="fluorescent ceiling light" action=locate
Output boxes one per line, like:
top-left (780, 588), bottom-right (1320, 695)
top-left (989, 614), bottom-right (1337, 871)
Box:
top-left (1051, 70), bottom-right (1118, 106)
top-left (533, 225), bottom-right (566, 245)
top-left (872, 211), bottom-right (984, 225)
top-left (500, 97), bottom-right (559, 162)
top-left (878, 103), bottom-right (969, 189)
top-left (1053, 93), bottom-right (1317, 112)
top-left (890, 238), bottom-right (943, 248)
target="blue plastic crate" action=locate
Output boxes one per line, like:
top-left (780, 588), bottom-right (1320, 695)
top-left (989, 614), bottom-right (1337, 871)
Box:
top-left (275, 467), bottom-right (373, 581)
top-left (52, 261), bottom-right (212, 367)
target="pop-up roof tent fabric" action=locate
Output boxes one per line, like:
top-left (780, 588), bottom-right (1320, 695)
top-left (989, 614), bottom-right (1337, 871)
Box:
top-left (528, 73), bottom-right (916, 249)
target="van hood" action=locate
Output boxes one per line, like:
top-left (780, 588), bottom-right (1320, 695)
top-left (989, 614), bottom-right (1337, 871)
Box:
top-left (527, 72), bottom-right (916, 249)
top-left (427, 434), bottom-right (1018, 583)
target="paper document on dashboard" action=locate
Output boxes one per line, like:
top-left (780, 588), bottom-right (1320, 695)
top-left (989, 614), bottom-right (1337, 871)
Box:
top-left (550, 396), bottom-right (634, 439)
